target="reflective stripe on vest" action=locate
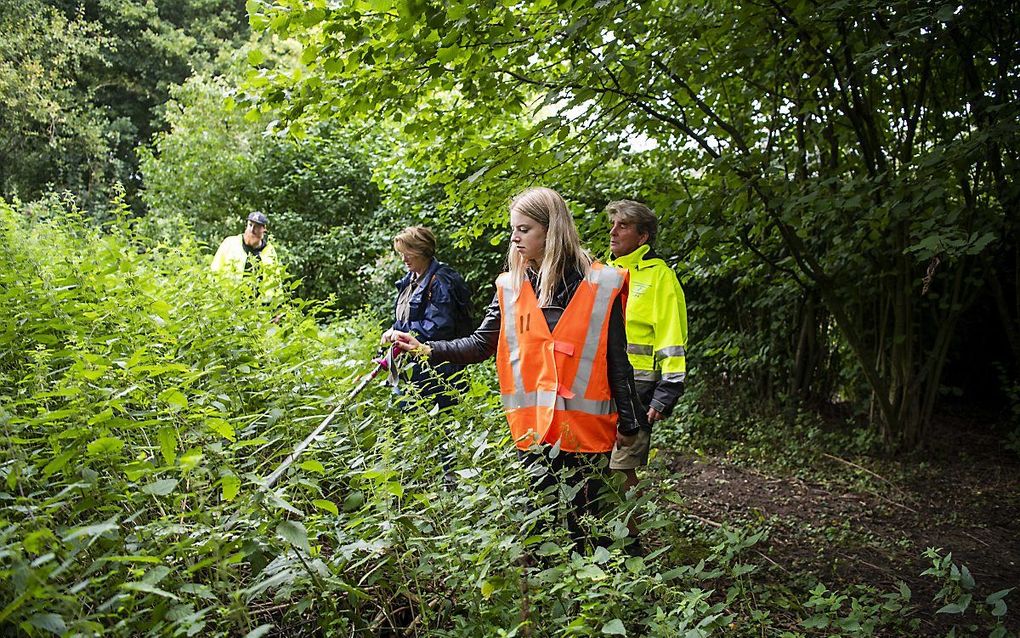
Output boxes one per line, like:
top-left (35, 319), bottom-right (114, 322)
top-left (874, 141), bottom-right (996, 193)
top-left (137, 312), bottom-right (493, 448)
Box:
top-left (627, 343), bottom-right (686, 360)
top-left (633, 369), bottom-right (687, 383)
top-left (495, 264), bottom-right (626, 452)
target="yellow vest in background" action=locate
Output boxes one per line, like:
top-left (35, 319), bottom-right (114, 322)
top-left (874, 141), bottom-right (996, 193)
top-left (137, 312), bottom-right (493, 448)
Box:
top-left (210, 234), bottom-right (280, 299)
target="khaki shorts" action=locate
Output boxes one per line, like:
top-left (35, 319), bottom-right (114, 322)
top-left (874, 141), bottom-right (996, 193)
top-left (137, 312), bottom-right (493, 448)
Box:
top-left (609, 428), bottom-right (651, 470)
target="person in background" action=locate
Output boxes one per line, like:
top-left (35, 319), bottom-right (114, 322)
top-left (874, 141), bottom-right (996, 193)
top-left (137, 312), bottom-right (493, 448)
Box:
top-left (606, 200), bottom-right (688, 504)
top-left (385, 188), bottom-right (643, 546)
top-left (381, 226), bottom-right (471, 411)
top-left (210, 211), bottom-right (280, 300)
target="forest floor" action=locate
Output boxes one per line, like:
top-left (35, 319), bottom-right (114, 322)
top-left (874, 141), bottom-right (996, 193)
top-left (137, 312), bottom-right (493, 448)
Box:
top-left (657, 414), bottom-right (1020, 635)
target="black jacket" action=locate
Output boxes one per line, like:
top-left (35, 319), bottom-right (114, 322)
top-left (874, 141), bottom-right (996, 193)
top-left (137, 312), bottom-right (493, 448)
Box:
top-left (426, 267), bottom-right (643, 435)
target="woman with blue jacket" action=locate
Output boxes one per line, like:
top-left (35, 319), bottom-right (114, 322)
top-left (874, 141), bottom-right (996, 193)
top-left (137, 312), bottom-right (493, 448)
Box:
top-left (382, 226), bottom-right (472, 410)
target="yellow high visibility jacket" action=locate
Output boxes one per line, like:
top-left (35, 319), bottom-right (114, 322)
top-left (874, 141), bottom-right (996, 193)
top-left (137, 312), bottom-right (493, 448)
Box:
top-left (210, 234), bottom-right (280, 299)
top-left (609, 244), bottom-right (687, 396)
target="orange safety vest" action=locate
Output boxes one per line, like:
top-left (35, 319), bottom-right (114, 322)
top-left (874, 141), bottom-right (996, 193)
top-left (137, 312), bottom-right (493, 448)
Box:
top-left (495, 263), bottom-right (629, 452)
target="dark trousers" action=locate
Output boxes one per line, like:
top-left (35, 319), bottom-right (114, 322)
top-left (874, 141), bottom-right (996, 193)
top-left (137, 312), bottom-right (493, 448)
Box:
top-left (517, 449), bottom-right (611, 548)
top-left (401, 360), bottom-right (467, 411)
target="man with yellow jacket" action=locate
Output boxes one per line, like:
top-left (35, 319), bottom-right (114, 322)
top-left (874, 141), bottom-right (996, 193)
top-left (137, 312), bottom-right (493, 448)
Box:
top-left (606, 200), bottom-right (688, 493)
top-left (210, 211), bottom-right (280, 299)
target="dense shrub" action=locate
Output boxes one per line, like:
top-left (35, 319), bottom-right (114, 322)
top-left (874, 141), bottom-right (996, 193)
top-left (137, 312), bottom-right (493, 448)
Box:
top-left (0, 197), bottom-right (779, 636)
top-left (4, 197), bottom-right (1016, 637)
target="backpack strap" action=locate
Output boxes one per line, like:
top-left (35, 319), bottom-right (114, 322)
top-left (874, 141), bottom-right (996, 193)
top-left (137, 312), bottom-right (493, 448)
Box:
top-left (424, 273), bottom-right (439, 305)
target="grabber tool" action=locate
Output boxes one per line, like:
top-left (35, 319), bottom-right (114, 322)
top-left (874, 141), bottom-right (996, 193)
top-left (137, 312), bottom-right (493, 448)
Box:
top-left (262, 344), bottom-right (402, 489)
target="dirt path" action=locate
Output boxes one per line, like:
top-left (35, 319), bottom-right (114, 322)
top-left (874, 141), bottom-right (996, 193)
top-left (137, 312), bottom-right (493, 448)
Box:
top-left (661, 418), bottom-right (1020, 633)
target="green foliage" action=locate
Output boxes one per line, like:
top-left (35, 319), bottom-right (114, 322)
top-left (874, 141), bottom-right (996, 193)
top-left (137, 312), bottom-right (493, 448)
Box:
top-left (0, 196), bottom-right (773, 637)
top-left (0, 1), bottom-right (110, 206)
top-left (0, 0), bottom-right (249, 211)
top-left (142, 67), bottom-right (507, 314)
top-left (141, 74), bottom-right (393, 310)
top-left (2, 195), bottom-right (1012, 637)
top-left (794, 580), bottom-right (917, 636)
top-left (244, 0), bottom-right (1019, 450)
top-left (921, 548), bottom-right (1015, 638)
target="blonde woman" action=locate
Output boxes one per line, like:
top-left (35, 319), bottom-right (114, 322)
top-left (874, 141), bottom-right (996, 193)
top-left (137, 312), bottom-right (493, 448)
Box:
top-left (386, 187), bottom-right (642, 545)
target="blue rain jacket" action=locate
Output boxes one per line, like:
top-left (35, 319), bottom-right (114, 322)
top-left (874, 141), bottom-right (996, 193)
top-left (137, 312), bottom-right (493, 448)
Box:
top-left (392, 259), bottom-right (471, 409)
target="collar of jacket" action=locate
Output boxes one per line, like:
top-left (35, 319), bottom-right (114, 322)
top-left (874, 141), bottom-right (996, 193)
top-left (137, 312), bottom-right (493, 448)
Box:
top-left (609, 244), bottom-right (662, 270)
top-left (526, 266), bottom-right (584, 308)
top-left (241, 236), bottom-right (267, 255)
top-left (395, 258), bottom-right (439, 290)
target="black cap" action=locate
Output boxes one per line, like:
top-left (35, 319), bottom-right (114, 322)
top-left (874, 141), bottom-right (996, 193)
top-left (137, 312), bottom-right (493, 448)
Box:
top-left (247, 211), bottom-right (268, 226)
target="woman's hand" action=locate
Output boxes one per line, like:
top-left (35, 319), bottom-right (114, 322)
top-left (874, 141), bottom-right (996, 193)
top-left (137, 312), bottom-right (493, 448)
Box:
top-left (384, 330), bottom-right (425, 354)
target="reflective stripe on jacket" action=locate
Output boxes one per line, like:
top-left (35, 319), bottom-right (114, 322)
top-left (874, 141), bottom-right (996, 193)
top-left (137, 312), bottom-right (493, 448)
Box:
top-left (495, 262), bottom-right (629, 452)
top-left (609, 244), bottom-right (687, 384)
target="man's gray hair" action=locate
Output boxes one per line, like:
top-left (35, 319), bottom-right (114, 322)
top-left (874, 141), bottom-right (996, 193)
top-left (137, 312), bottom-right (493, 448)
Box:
top-left (606, 199), bottom-right (658, 246)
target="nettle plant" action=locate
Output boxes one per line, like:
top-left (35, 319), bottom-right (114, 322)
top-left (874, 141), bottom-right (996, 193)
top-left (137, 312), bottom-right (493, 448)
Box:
top-left (0, 199), bottom-right (771, 636)
top-left (6, 198), bottom-right (1007, 637)
top-left (921, 548), bottom-right (1015, 638)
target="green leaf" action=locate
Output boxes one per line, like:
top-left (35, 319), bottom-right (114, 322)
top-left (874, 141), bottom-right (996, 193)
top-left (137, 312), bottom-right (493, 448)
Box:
top-left (300, 45), bottom-right (318, 65)
top-left (343, 491), bottom-right (365, 511)
top-left (208, 418), bottom-right (236, 442)
top-left (42, 450), bottom-right (75, 477)
top-left (437, 45), bottom-right (460, 64)
top-left (86, 436), bottom-right (124, 457)
top-left (143, 565), bottom-right (172, 585)
top-left (142, 478), bottom-right (178, 496)
top-left (221, 474), bottom-right (241, 501)
top-left (150, 299), bottom-right (172, 319)
top-left (625, 556), bottom-right (645, 574)
top-left (248, 49), bottom-right (266, 66)
top-left (27, 613), bottom-right (66, 635)
top-left (266, 491), bottom-right (304, 516)
top-left (23, 529), bottom-right (55, 553)
top-left (311, 499), bottom-right (338, 515)
top-left (991, 599), bottom-right (1007, 618)
top-left (244, 625), bottom-right (275, 638)
top-left (959, 564), bottom-right (975, 590)
top-left (276, 520), bottom-right (311, 553)
top-left (88, 407), bottom-right (113, 425)
top-left (158, 427), bottom-right (177, 465)
top-left (384, 481), bottom-right (404, 498)
top-left (898, 582), bottom-right (911, 600)
top-left (577, 563), bottom-right (607, 580)
top-left (536, 541), bottom-right (561, 556)
top-left (159, 388), bottom-right (189, 412)
top-left (480, 580), bottom-right (496, 599)
top-left (63, 518), bottom-right (118, 542)
top-left (121, 581), bottom-right (179, 600)
top-left (601, 618), bottom-right (626, 635)
top-left (179, 448), bottom-right (204, 472)
top-left (123, 460), bottom-right (154, 481)
top-left (298, 460), bottom-right (325, 474)
top-left (936, 593), bottom-right (971, 614)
